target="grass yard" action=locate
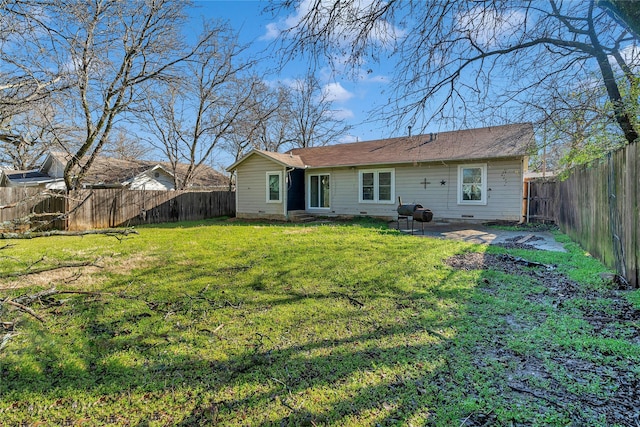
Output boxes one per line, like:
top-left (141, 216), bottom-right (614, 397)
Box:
top-left (1, 218), bottom-right (638, 426)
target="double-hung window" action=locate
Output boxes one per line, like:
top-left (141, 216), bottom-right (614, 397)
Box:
top-left (457, 164), bottom-right (487, 205)
top-left (359, 169), bottom-right (394, 203)
top-left (266, 171), bottom-right (282, 203)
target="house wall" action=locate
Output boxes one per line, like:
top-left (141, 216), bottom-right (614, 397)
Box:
top-left (305, 158), bottom-right (524, 221)
top-left (45, 157), bottom-right (66, 178)
top-left (235, 155), bottom-right (287, 220)
top-left (128, 171), bottom-right (175, 190)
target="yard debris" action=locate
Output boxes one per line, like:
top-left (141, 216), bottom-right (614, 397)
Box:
top-left (599, 272), bottom-right (632, 289)
top-left (515, 234), bottom-right (535, 244)
top-left (0, 287), bottom-right (114, 353)
top-left (0, 259), bottom-right (102, 279)
top-left (498, 254), bottom-right (556, 270)
top-left (2, 299), bottom-right (45, 322)
top-left (0, 227), bottom-right (138, 239)
top-left (330, 292), bottom-right (365, 308)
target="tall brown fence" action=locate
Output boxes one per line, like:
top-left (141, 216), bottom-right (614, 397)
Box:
top-left (0, 188), bottom-right (66, 231)
top-left (528, 142), bottom-right (638, 288)
top-left (0, 188), bottom-right (235, 232)
top-left (526, 179), bottom-right (556, 223)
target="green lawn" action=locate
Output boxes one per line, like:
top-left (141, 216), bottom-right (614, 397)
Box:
top-left (1, 219), bottom-right (638, 426)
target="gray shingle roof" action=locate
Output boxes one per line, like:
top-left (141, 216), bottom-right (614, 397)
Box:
top-left (48, 152), bottom-right (229, 188)
top-left (289, 123), bottom-right (534, 168)
top-left (227, 123), bottom-right (534, 171)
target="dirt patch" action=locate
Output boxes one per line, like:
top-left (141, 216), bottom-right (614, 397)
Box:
top-left (0, 253), bottom-right (153, 290)
top-left (445, 252), bottom-right (640, 426)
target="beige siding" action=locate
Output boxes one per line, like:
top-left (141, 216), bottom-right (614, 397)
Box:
top-left (305, 158), bottom-right (524, 221)
top-left (394, 159), bottom-right (524, 221)
top-left (235, 155), bottom-right (286, 220)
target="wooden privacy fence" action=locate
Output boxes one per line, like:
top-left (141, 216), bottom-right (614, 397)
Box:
top-left (0, 188), bottom-right (235, 231)
top-left (528, 142), bottom-right (638, 288)
top-left (525, 179), bottom-right (556, 223)
top-left (0, 188), bottom-right (66, 231)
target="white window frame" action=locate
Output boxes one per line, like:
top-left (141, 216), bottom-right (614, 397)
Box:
top-left (308, 173), bottom-right (331, 209)
top-left (358, 168), bottom-right (395, 204)
top-left (266, 171), bottom-right (282, 203)
top-left (457, 164), bottom-right (487, 205)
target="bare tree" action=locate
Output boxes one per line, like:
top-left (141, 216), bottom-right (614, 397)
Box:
top-left (287, 73), bottom-right (352, 148)
top-left (271, 0), bottom-right (639, 145)
top-left (223, 77), bottom-right (294, 160)
top-left (599, 0), bottom-right (640, 38)
top-left (35, 0), bottom-right (212, 190)
top-left (101, 128), bottom-right (150, 161)
top-left (524, 69), bottom-right (637, 175)
top-left (224, 73), bottom-right (352, 161)
top-left (0, 1), bottom-right (69, 129)
top-left (140, 23), bottom-right (256, 189)
top-left (0, 103), bottom-right (65, 169)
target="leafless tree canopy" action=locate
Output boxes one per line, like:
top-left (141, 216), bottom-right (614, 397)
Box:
top-left (0, 0), bottom-right (68, 122)
top-left (270, 0), bottom-right (639, 145)
top-left (138, 22), bottom-right (260, 189)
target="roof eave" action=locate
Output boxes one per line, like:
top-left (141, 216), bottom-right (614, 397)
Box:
top-left (226, 149), bottom-right (305, 172)
top-left (301, 154), bottom-right (528, 169)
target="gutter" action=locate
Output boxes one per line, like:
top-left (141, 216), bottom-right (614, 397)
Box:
top-left (299, 155), bottom-right (526, 170)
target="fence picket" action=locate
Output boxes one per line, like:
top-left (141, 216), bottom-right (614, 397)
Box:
top-left (0, 188), bottom-right (235, 232)
top-left (528, 142), bottom-right (638, 288)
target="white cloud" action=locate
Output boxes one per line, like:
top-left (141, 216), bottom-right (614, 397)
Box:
top-left (322, 82), bottom-right (354, 103)
top-left (610, 43), bottom-right (640, 71)
top-left (328, 108), bottom-right (355, 120)
top-left (339, 134), bottom-right (360, 143)
top-left (357, 70), bottom-right (390, 84)
top-left (261, 22), bottom-right (280, 41)
top-left (264, 0), bottom-right (405, 48)
top-left (456, 6), bottom-right (525, 49)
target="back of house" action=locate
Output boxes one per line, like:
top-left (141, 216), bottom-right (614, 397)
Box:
top-left (227, 123), bottom-right (534, 223)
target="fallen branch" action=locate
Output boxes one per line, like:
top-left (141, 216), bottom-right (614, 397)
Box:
top-left (13, 287), bottom-right (60, 304)
top-left (331, 292), bottom-right (365, 308)
top-left (0, 259), bottom-right (101, 278)
top-left (0, 332), bottom-right (16, 352)
top-left (0, 228), bottom-right (138, 239)
top-left (508, 384), bottom-right (563, 409)
top-left (3, 299), bottom-right (45, 322)
top-left (499, 254), bottom-right (556, 270)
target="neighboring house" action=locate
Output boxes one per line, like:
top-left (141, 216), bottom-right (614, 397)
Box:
top-left (227, 123), bottom-right (535, 222)
top-left (1, 151), bottom-right (230, 190)
top-left (0, 169), bottom-right (63, 188)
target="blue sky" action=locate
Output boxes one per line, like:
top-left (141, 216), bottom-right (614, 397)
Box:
top-left (189, 0), bottom-right (399, 144)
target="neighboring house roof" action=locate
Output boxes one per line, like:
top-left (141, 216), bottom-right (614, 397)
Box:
top-left (46, 151), bottom-right (229, 189)
top-left (227, 123), bottom-right (534, 171)
top-left (0, 169), bottom-right (63, 187)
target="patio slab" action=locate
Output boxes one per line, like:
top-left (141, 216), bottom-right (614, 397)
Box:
top-left (394, 221), bottom-right (566, 252)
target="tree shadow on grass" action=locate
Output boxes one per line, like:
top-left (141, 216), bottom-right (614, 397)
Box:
top-left (11, 242), bottom-right (632, 426)
top-left (1, 262), bottom-right (468, 426)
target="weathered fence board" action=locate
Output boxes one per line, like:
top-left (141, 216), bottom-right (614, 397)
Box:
top-left (529, 142), bottom-right (638, 288)
top-left (526, 179), bottom-right (556, 223)
top-left (0, 188), bottom-right (235, 232)
top-left (67, 189), bottom-right (235, 230)
top-left (0, 188), bottom-right (66, 231)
